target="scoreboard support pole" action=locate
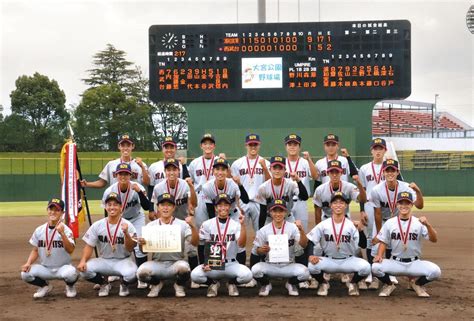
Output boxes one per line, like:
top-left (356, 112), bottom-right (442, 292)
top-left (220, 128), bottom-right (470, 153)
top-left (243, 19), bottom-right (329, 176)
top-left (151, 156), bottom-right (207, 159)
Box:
top-left (184, 100), bottom-right (377, 162)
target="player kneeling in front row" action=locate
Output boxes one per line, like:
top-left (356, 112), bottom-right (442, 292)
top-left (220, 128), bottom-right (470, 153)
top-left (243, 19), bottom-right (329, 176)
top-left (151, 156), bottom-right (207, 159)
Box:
top-left (307, 192), bottom-right (371, 296)
top-left (191, 193), bottom-right (253, 297)
top-left (252, 199), bottom-right (310, 296)
top-left (137, 193), bottom-right (199, 298)
top-left (21, 198), bottom-right (79, 298)
top-left (372, 192), bottom-right (441, 297)
top-left (77, 192), bottom-right (138, 297)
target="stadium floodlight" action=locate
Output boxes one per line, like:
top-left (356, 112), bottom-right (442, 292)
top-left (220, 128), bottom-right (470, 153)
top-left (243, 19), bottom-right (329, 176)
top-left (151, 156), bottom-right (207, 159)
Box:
top-left (467, 5), bottom-right (474, 34)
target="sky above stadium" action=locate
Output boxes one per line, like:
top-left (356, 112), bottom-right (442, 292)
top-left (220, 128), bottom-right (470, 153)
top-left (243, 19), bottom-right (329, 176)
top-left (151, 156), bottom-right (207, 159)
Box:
top-left (1, 0), bottom-right (473, 125)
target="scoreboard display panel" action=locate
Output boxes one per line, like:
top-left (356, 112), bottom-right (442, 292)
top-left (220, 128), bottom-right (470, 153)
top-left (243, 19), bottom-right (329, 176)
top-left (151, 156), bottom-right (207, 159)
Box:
top-left (149, 20), bottom-right (411, 102)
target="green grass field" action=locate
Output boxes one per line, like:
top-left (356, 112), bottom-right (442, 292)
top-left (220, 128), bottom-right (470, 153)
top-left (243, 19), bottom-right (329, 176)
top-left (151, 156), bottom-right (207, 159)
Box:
top-left (0, 152), bottom-right (163, 175)
top-left (0, 197), bottom-right (472, 218)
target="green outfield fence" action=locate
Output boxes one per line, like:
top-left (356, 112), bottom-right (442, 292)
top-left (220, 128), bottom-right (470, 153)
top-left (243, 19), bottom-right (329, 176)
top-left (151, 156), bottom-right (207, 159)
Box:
top-left (0, 154), bottom-right (473, 202)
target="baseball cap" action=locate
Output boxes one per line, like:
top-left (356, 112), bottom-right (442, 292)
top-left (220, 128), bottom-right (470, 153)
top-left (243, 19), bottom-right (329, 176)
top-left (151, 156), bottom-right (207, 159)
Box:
top-left (330, 191), bottom-right (349, 204)
top-left (371, 138), bottom-right (387, 149)
top-left (396, 191), bottom-right (413, 203)
top-left (157, 193), bottom-right (176, 205)
top-left (115, 163), bottom-right (132, 174)
top-left (327, 160), bottom-right (343, 172)
top-left (164, 158), bottom-right (180, 169)
top-left (213, 158), bottom-right (229, 168)
top-left (284, 134), bottom-right (301, 144)
top-left (118, 134), bottom-right (133, 144)
top-left (268, 199), bottom-right (288, 212)
top-left (214, 193), bottom-right (232, 205)
top-left (324, 134), bottom-right (339, 144)
top-left (383, 159), bottom-right (399, 171)
top-left (201, 133), bottom-right (216, 144)
top-left (270, 156), bottom-right (286, 168)
top-left (245, 134), bottom-right (261, 145)
top-left (162, 136), bottom-right (177, 147)
top-left (47, 198), bottom-right (65, 211)
top-left (105, 192), bottom-right (122, 204)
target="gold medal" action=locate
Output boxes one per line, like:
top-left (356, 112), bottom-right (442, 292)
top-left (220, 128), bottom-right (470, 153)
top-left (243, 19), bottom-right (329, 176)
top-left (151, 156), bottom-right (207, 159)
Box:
top-left (403, 244), bottom-right (407, 252)
top-left (336, 245), bottom-right (340, 251)
top-left (46, 250), bottom-right (51, 257)
top-left (112, 245), bottom-right (116, 252)
top-left (249, 178), bottom-right (255, 185)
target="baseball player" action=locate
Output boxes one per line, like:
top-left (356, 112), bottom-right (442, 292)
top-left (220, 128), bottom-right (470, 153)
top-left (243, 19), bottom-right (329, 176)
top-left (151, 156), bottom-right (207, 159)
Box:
top-left (102, 163), bottom-right (151, 288)
top-left (283, 134), bottom-right (319, 231)
top-left (255, 156), bottom-right (309, 229)
top-left (307, 192), bottom-right (371, 296)
top-left (315, 134), bottom-right (357, 185)
top-left (372, 192), bottom-right (441, 297)
top-left (136, 193), bottom-right (199, 297)
top-left (313, 160), bottom-right (367, 224)
top-left (252, 199), bottom-right (310, 296)
top-left (77, 192), bottom-right (138, 297)
top-left (230, 134), bottom-right (271, 233)
top-left (190, 193), bottom-right (253, 297)
top-left (21, 198), bottom-right (79, 298)
top-left (148, 136), bottom-right (190, 217)
top-left (81, 134), bottom-right (149, 189)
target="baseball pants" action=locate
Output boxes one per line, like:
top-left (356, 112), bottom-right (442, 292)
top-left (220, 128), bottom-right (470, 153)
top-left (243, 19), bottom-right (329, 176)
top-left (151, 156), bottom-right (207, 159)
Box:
top-left (308, 256), bottom-right (371, 277)
top-left (372, 259), bottom-right (441, 281)
top-left (137, 260), bottom-right (190, 283)
top-left (21, 264), bottom-right (78, 284)
top-left (194, 193), bottom-right (209, 230)
top-left (252, 262), bottom-right (310, 282)
top-left (291, 199), bottom-right (309, 231)
top-left (239, 200), bottom-right (260, 233)
top-left (191, 262), bottom-right (253, 284)
top-left (80, 257), bottom-right (137, 283)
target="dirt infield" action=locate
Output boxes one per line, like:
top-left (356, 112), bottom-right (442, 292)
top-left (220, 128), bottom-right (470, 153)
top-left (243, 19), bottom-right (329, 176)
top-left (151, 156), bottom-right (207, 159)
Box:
top-left (1, 211), bottom-right (472, 321)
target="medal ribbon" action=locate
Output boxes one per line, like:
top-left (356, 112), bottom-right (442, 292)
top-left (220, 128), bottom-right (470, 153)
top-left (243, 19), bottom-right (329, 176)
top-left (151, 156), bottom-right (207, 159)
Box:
top-left (397, 216), bottom-right (412, 249)
top-left (271, 221), bottom-right (286, 235)
top-left (106, 217), bottom-right (122, 250)
top-left (44, 223), bottom-right (58, 255)
top-left (166, 179), bottom-right (180, 200)
top-left (214, 179), bottom-right (228, 195)
top-left (331, 216), bottom-right (346, 249)
top-left (287, 157), bottom-right (300, 175)
top-left (270, 179), bottom-right (285, 200)
top-left (385, 182), bottom-right (399, 217)
top-left (117, 183), bottom-right (131, 213)
top-left (159, 217), bottom-right (175, 225)
top-left (329, 180), bottom-right (343, 194)
top-left (215, 217), bottom-right (231, 259)
top-left (246, 156), bottom-right (259, 179)
top-left (202, 156), bottom-right (215, 181)
top-left (371, 162), bottom-right (384, 184)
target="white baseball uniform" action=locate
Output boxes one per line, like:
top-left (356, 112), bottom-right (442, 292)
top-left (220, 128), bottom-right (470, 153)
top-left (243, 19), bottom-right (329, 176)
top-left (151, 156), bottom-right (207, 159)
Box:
top-left (21, 223), bottom-right (78, 285)
top-left (255, 178), bottom-right (299, 225)
top-left (152, 178), bottom-right (191, 220)
top-left (99, 158), bottom-right (148, 186)
top-left (202, 178), bottom-right (241, 221)
top-left (371, 216), bottom-right (441, 281)
top-left (148, 160), bottom-right (185, 187)
top-left (188, 155), bottom-right (216, 228)
top-left (312, 181), bottom-right (360, 220)
top-left (315, 156), bottom-right (350, 183)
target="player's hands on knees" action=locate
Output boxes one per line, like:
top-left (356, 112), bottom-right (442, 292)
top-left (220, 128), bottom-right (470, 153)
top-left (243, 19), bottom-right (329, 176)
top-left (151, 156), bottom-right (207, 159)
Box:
top-left (409, 182), bottom-right (420, 192)
top-left (137, 237), bottom-right (146, 246)
top-left (309, 255), bottom-right (320, 265)
top-left (373, 255), bottom-right (383, 263)
top-left (202, 264), bottom-right (212, 272)
top-left (21, 263), bottom-right (31, 272)
top-left (77, 261), bottom-right (87, 272)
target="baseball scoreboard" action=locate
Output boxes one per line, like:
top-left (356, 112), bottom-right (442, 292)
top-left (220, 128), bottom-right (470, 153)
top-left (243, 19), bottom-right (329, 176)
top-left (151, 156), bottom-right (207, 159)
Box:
top-left (149, 21), bottom-right (411, 102)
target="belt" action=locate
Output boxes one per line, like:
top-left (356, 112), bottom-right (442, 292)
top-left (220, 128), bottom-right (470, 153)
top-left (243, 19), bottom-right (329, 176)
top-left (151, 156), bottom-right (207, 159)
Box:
top-left (224, 259), bottom-right (236, 263)
top-left (392, 256), bottom-right (418, 262)
top-left (325, 255), bottom-right (352, 260)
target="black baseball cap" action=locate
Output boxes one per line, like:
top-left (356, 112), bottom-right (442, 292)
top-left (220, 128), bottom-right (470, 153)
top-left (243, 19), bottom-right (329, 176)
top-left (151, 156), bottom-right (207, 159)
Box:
top-left (330, 192), bottom-right (349, 204)
top-left (214, 193), bottom-right (232, 205)
top-left (118, 134), bottom-right (133, 144)
top-left (327, 160), bottom-right (343, 172)
top-left (324, 134), bottom-right (339, 144)
top-left (270, 156), bottom-right (286, 168)
top-left (201, 133), bottom-right (216, 144)
top-left (383, 159), bottom-right (399, 171)
top-left (115, 163), bottom-right (132, 174)
top-left (164, 158), bottom-right (180, 169)
top-left (268, 199), bottom-right (288, 212)
top-left (162, 136), bottom-right (177, 147)
top-left (371, 138), bottom-right (387, 149)
top-left (47, 198), bottom-right (65, 211)
top-left (396, 192), bottom-right (413, 203)
top-left (157, 193), bottom-right (176, 205)
top-left (285, 134), bottom-right (302, 144)
top-left (105, 192), bottom-right (122, 204)
top-left (213, 158), bottom-right (229, 168)
top-left (245, 134), bottom-right (261, 145)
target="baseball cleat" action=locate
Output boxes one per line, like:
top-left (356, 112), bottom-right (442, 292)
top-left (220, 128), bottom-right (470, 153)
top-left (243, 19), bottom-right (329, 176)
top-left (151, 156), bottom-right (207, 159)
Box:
top-left (389, 275), bottom-right (399, 284)
top-left (227, 283), bottom-right (239, 297)
top-left (299, 281), bottom-right (309, 289)
top-left (174, 283), bottom-right (186, 297)
top-left (258, 283), bottom-right (272, 297)
top-left (137, 280), bottom-right (148, 289)
top-left (308, 277), bottom-right (319, 289)
top-left (190, 281), bottom-right (200, 289)
top-left (93, 283), bottom-right (101, 290)
top-left (378, 284), bottom-right (396, 297)
top-left (206, 281), bottom-right (220, 298)
top-left (65, 284), bottom-right (77, 298)
top-left (285, 282), bottom-right (299, 296)
top-left (341, 273), bottom-right (351, 283)
top-left (323, 273), bottom-right (331, 282)
top-left (33, 284), bottom-right (53, 298)
top-left (119, 284), bottom-right (130, 297)
top-left (348, 283), bottom-right (360, 296)
top-left (108, 275), bottom-right (120, 282)
top-left (147, 282), bottom-right (164, 298)
top-left (98, 283), bottom-right (111, 297)
top-left (358, 280), bottom-right (368, 290)
top-left (369, 278), bottom-right (380, 290)
top-left (317, 282), bottom-right (329, 296)
top-left (238, 278), bottom-right (257, 288)
top-left (407, 278), bottom-right (416, 291)
top-left (411, 283), bottom-right (430, 297)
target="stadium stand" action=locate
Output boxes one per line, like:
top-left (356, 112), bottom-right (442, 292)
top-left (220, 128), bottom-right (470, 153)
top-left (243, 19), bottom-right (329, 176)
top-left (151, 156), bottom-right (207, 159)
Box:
top-left (396, 150), bottom-right (474, 170)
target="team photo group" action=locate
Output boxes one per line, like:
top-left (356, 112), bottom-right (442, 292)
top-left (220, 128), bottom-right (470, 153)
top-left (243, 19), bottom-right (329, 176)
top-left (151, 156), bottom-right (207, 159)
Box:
top-left (20, 132), bottom-right (441, 299)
